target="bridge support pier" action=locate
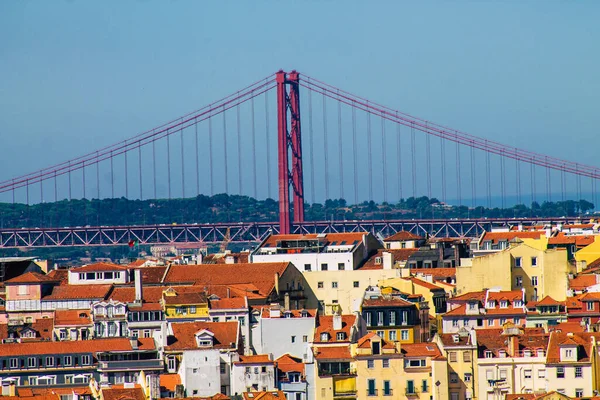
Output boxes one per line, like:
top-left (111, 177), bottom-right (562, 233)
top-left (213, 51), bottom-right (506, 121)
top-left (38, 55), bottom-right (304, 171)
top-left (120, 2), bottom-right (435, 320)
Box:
top-left (276, 70), bottom-right (305, 234)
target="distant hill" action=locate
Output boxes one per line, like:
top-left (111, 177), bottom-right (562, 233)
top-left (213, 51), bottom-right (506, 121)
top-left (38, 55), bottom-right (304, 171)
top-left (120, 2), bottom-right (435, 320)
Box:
top-left (0, 194), bottom-right (595, 229)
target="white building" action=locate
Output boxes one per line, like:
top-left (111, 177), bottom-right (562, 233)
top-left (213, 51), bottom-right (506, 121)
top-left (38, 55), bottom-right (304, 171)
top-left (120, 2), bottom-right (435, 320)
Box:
top-left (209, 296), bottom-right (251, 355)
top-left (231, 354), bottom-right (277, 395)
top-left (251, 304), bottom-right (316, 360)
top-left (68, 262), bottom-right (130, 285)
top-left (251, 233), bottom-right (381, 272)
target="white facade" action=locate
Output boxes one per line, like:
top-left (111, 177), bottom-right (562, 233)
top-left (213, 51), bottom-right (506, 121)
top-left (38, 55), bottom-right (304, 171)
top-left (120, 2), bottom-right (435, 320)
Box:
top-left (545, 364), bottom-right (593, 398)
top-left (231, 361), bottom-right (277, 395)
top-left (251, 310), bottom-right (315, 360)
top-left (253, 250), bottom-right (357, 272)
top-left (68, 269), bottom-right (128, 285)
top-left (477, 354), bottom-right (547, 398)
top-left (179, 348), bottom-right (223, 397)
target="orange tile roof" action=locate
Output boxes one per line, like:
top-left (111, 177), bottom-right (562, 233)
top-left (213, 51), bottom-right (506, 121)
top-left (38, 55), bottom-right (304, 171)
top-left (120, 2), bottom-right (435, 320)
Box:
top-left (276, 354), bottom-right (304, 375)
top-left (242, 391), bottom-right (286, 400)
top-left (163, 263), bottom-right (290, 297)
top-left (360, 249), bottom-right (418, 270)
top-left (535, 295), bottom-right (564, 306)
top-left (140, 266), bottom-right (168, 284)
top-left (159, 373), bottom-right (181, 392)
top-left (363, 296), bottom-right (415, 308)
top-left (0, 337), bottom-right (155, 356)
top-left (210, 297), bottom-right (247, 310)
top-left (166, 321), bottom-right (239, 351)
top-left (0, 318), bottom-right (55, 341)
top-left (261, 232), bottom-right (367, 248)
top-left (451, 291), bottom-right (486, 302)
top-left (29, 387), bottom-right (91, 396)
top-left (356, 332), bottom-right (395, 350)
top-left (411, 268), bottom-right (456, 279)
top-left (203, 252), bottom-right (250, 264)
top-left (72, 262), bottom-right (128, 272)
top-left (383, 231), bottom-right (424, 242)
top-left (46, 269), bottom-right (69, 283)
top-left (43, 284), bottom-right (112, 300)
top-left (259, 307), bottom-right (316, 318)
top-left (549, 321), bottom-right (586, 333)
top-left (313, 345), bottom-right (352, 360)
top-left (102, 387), bottom-right (146, 400)
top-left (569, 274), bottom-right (599, 290)
top-left (108, 286), bottom-right (168, 303)
top-left (162, 291), bottom-right (208, 305)
top-left (546, 331), bottom-right (600, 363)
top-left (54, 309), bottom-right (93, 326)
top-left (481, 231), bottom-right (545, 244)
top-left (488, 290), bottom-right (523, 302)
top-left (404, 276), bottom-right (443, 290)
top-left (4, 271), bottom-right (57, 284)
top-left (401, 343), bottom-right (443, 359)
top-left (314, 315), bottom-right (355, 343)
top-left (234, 354), bottom-right (274, 365)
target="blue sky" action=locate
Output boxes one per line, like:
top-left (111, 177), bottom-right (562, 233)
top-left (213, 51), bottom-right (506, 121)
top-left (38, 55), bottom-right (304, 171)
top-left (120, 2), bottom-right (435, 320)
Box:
top-left (0, 1), bottom-right (598, 204)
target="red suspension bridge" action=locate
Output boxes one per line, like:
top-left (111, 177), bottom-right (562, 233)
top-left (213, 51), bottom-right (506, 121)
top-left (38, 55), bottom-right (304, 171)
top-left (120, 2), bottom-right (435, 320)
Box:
top-left (0, 70), bottom-right (598, 248)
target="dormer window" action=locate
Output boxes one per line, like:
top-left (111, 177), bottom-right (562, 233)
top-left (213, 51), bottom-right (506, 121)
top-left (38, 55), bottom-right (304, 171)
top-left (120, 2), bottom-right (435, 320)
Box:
top-left (195, 329), bottom-right (215, 348)
top-left (523, 350), bottom-right (531, 358)
top-left (198, 338), bottom-right (213, 347)
top-left (499, 350), bottom-right (506, 358)
top-left (452, 335), bottom-right (460, 343)
top-left (500, 301), bottom-right (508, 308)
top-left (468, 302), bottom-right (477, 311)
top-left (486, 301), bottom-right (495, 308)
top-left (301, 310), bottom-right (308, 318)
top-left (514, 300), bottom-right (523, 308)
top-left (484, 350), bottom-right (493, 358)
top-left (336, 332), bottom-right (346, 341)
top-left (320, 333), bottom-right (329, 342)
top-left (537, 349), bottom-right (545, 357)
top-left (284, 311), bottom-right (292, 319)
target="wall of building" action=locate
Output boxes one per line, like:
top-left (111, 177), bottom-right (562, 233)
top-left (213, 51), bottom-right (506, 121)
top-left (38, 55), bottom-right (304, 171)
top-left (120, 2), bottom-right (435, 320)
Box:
top-left (575, 237), bottom-right (600, 268)
top-left (179, 348), bottom-right (222, 397)
top-left (231, 363), bottom-right (276, 395)
top-left (252, 316), bottom-right (315, 359)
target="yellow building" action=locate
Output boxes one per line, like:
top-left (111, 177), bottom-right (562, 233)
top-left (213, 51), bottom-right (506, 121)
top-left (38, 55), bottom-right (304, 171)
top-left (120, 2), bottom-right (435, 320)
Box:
top-left (433, 330), bottom-right (478, 400)
top-left (161, 287), bottom-right (209, 321)
top-left (456, 241), bottom-right (573, 301)
top-left (379, 275), bottom-right (449, 316)
top-left (353, 333), bottom-right (448, 399)
top-left (575, 236), bottom-right (600, 270)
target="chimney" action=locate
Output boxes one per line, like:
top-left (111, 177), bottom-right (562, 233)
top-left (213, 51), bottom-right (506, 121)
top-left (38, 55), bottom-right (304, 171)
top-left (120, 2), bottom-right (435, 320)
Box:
top-left (518, 223), bottom-right (523, 231)
top-left (227, 287), bottom-right (231, 298)
top-left (284, 292), bottom-right (290, 311)
top-left (134, 269), bottom-right (143, 303)
top-left (382, 252), bottom-right (394, 270)
top-left (274, 273), bottom-right (280, 295)
top-left (225, 255), bottom-right (235, 264)
top-left (269, 304), bottom-right (281, 318)
top-left (333, 313), bottom-right (342, 331)
top-left (197, 252), bottom-right (203, 264)
top-left (130, 337), bottom-right (139, 350)
top-left (8, 382), bottom-right (16, 397)
top-left (400, 267), bottom-right (411, 278)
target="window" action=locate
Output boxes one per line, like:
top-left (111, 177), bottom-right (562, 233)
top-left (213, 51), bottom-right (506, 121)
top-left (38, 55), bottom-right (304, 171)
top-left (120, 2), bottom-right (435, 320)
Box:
top-left (463, 351), bottom-right (471, 362)
top-left (531, 257), bottom-right (537, 266)
top-left (489, 318), bottom-right (495, 326)
top-left (538, 369), bottom-right (545, 378)
top-left (405, 359), bottom-right (426, 367)
top-left (401, 330), bottom-right (409, 341)
top-left (317, 282), bottom-right (324, 289)
top-left (377, 312), bottom-right (384, 326)
top-left (576, 389), bottom-right (584, 397)
top-left (336, 332), bottom-right (345, 341)
top-left (220, 363), bottom-right (226, 374)
top-left (468, 302), bottom-right (477, 310)
top-left (587, 302), bottom-right (594, 311)
top-left (500, 318), bottom-right (506, 325)
top-left (484, 350), bottom-right (493, 358)
top-left (321, 263), bottom-right (328, 271)
top-left (338, 263), bottom-right (345, 270)
top-left (367, 379), bottom-right (376, 396)
top-left (531, 276), bottom-right (538, 286)
top-left (389, 311), bottom-right (396, 325)
top-left (10, 358), bottom-right (18, 369)
top-left (557, 366), bottom-right (565, 378)
top-left (422, 379), bottom-right (429, 392)
top-left (167, 357), bottom-right (176, 372)
top-left (367, 359), bottom-right (374, 369)
top-left (486, 300), bottom-right (495, 308)
top-left (320, 333), bottom-right (329, 342)
top-left (516, 276), bottom-right (523, 287)
top-left (524, 369), bottom-right (532, 379)
top-left (515, 257), bottom-right (522, 267)
top-left (500, 300), bottom-right (508, 308)
top-left (291, 336), bottom-right (296, 343)
top-left (189, 306), bottom-right (197, 314)
top-left (575, 366), bottom-right (583, 378)
top-left (63, 356), bottom-right (72, 366)
top-left (27, 357), bottom-right (36, 368)
top-left (45, 357), bottom-right (54, 367)
top-left (382, 359), bottom-right (389, 368)
top-left (383, 380), bottom-right (391, 396)
top-left (452, 319), bottom-right (459, 327)
top-left (365, 313), bottom-right (372, 326)
top-left (81, 355), bottom-right (91, 365)
top-left (499, 369), bottom-right (507, 380)
top-left (176, 306), bottom-right (186, 315)
top-left (566, 349), bottom-right (573, 358)
top-left (514, 317), bottom-right (521, 325)
top-left (304, 264), bottom-right (311, 271)
top-left (376, 331), bottom-right (384, 339)
top-left (450, 373), bottom-right (458, 383)
top-left (331, 282), bottom-right (338, 289)
top-left (464, 373), bottom-right (472, 382)
top-left (353, 281), bottom-right (359, 288)
top-left (303, 335), bottom-right (308, 342)
top-left (388, 331), bottom-right (396, 341)
top-left (449, 352), bottom-right (457, 362)
top-left (406, 380), bottom-right (415, 394)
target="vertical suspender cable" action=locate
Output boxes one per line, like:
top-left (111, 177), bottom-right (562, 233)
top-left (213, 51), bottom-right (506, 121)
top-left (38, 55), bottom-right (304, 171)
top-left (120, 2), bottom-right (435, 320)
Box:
top-left (251, 96), bottom-right (257, 199)
top-left (195, 118), bottom-right (200, 197)
top-left (456, 141), bottom-right (461, 206)
top-left (500, 151), bottom-right (505, 209)
top-left (181, 123), bottom-right (186, 199)
top-left (308, 87), bottom-right (316, 204)
top-left (545, 158), bottom-right (551, 202)
top-left (486, 149), bottom-right (491, 208)
top-left (411, 125), bottom-right (417, 198)
top-left (223, 107), bottom-right (229, 194)
top-left (323, 92), bottom-right (330, 201)
top-left (593, 176), bottom-right (597, 212)
top-left (367, 103), bottom-right (373, 201)
top-left (531, 159), bottom-right (536, 206)
top-left (426, 130), bottom-right (431, 198)
top-left (139, 144), bottom-right (143, 201)
top-left (82, 162), bottom-right (86, 200)
top-left (152, 140), bottom-right (157, 200)
top-left (237, 98), bottom-right (242, 195)
top-left (96, 151), bottom-right (100, 200)
top-left (167, 130), bottom-right (172, 200)
top-left (470, 144), bottom-right (476, 208)
top-left (40, 171), bottom-right (44, 227)
top-left (561, 166), bottom-right (566, 202)
top-left (381, 116), bottom-right (387, 203)
top-left (396, 114), bottom-right (402, 201)
top-left (209, 114), bottom-right (214, 196)
top-left (516, 157), bottom-right (521, 205)
top-left (265, 88), bottom-right (272, 199)
top-left (441, 137), bottom-right (446, 204)
top-left (337, 95), bottom-right (344, 200)
top-left (352, 102), bottom-right (358, 204)
top-left (124, 141), bottom-right (129, 199)
top-left (576, 165), bottom-right (581, 201)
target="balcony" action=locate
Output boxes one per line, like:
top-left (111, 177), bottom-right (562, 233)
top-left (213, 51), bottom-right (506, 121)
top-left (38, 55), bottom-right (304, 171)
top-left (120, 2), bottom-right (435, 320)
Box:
top-left (98, 359), bottom-right (163, 372)
top-left (366, 389), bottom-right (378, 397)
top-left (405, 388), bottom-right (419, 397)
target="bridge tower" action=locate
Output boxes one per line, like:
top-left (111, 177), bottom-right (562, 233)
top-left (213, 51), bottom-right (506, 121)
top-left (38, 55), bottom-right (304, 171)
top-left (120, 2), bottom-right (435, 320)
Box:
top-left (276, 70), bottom-right (305, 234)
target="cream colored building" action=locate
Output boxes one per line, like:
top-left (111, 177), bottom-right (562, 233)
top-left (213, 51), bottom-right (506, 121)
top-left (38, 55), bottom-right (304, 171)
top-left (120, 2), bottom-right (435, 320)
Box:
top-left (380, 276), bottom-right (450, 316)
top-left (456, 241), bottom-right (572, 301)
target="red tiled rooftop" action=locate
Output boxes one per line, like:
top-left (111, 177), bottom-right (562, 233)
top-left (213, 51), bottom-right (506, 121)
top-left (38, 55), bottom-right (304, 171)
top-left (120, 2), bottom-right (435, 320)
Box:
top-left (383, 231), bottom-right (424, 242)
top-left (481, 231), bottom-right (545, 244)
top-left (0, 337), bottom-right (155, 357)
top-left (313, 345), bottom-right (352, 360)
top-left (569, 274), bottom-right (599, 290)
top-left (54, 309), bottom-right (92, 326)
top-left (159, 374), bottom-right (181, 392)
top-left (276, 354), bottom-right (304, 375)
top-left (43, 284), bottom-right (112, 300)
top-left (314, 315), bottom-right (355, 343)
top-left (487, 290), bottom-right (523, 302)
top-left (261, 232), bottom-right (367, 248)
top-left (72, 262), bottom-right (128, 272)
top-left (4, 271), bottom-right (58, 284)
top-left (360, 249), bottom-right (418, 270)
top-left (402, 343), bottom-right (443, 359)
top-left (102, 387), bottom-right (146, 400)
top-left (363, 296), bottom-right (415, 308)
top-left (234, 354), bottom-right (274, 365)
top-left (166, 321), bottom-right (239, 351)
top-left (210, 297), bottom-right (247, 310)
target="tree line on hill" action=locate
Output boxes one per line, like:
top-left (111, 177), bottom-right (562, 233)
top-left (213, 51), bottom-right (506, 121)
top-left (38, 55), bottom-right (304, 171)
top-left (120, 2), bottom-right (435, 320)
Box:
top-left (0, 194), bottom-right (595, 229)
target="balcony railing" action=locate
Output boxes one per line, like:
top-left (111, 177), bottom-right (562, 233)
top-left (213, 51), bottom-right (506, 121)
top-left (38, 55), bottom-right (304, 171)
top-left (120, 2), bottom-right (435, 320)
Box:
top-left (383, 389), bottom-right (393, 396)
top-left (405, 388), bottom-right (419, 396)
top-left (98, 359), bottom-right (164, 371)
top-left (366, 389), bottom-right (378, 397)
